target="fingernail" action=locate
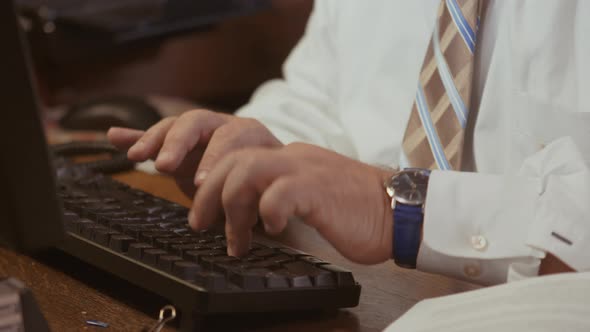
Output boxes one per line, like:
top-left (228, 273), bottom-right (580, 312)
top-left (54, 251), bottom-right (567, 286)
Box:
top-left (194, 171), bottom-right (208, 185)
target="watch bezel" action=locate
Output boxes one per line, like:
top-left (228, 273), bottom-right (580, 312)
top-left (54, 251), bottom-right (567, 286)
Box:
top-left (386, 168), bottom-right (431, 208)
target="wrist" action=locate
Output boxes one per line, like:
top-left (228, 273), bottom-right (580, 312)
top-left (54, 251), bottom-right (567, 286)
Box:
top-left (379, 168), bottom-right (398, 261)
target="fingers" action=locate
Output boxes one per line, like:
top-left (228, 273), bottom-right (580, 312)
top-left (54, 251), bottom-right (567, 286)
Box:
top-left (193, 118), bottom-right (281, 187)
top-left (127, 117), bottom-right (176, 161)
top-left (190, 149), bottom-right (294, 256)
top-left (259, 176), bottom-right (315, 235)
top-left (155, 110), bottom-right (229, 172)
top-left (221, 165), bottom-right (260, 257)
top-left (192, 125), bottom-right (237, 187)
top-left (107, 127), bottom-right (145, 151)
top-left (189, 152), bottom-right (237, 231)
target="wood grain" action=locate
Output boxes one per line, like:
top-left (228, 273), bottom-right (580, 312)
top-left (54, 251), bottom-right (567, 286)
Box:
top-left (0, 171), bottom-right (479, 331)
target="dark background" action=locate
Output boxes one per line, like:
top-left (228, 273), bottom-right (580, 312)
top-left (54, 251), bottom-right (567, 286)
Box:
top-left (31, 0), bottom-right (313, 112)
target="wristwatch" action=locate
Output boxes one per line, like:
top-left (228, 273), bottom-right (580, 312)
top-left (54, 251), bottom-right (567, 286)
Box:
top-left (385, 168), bottom-right (431, 268)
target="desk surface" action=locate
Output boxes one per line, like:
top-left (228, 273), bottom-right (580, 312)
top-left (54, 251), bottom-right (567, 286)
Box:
top-left (0, 171), bottom-right (479, 331)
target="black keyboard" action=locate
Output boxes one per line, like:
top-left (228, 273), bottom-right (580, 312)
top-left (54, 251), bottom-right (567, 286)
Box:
top-left (54, 167), bottom-right (361, 319)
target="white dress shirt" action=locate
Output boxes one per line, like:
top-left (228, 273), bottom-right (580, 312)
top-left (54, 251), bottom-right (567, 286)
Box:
top-left (237, 0), bottom-right (590, 285)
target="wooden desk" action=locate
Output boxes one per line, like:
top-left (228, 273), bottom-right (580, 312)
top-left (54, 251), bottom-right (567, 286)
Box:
top-left (0, 171), bottom-right (479, 331)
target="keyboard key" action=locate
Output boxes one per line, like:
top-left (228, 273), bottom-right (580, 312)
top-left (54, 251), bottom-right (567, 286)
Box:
top-left (268, 254), bottom-right (293, 265)
top-left (313, 271), bottom-right (336, 287)
top-left (128, 243), bottom-right (154, 260)
top-left (156, 222), bottom-right (177, 229)
top-left (79, 198), bottom-right (101, 204)
top-left (143, 216), bottom-right (165, 223)
top-left (300, 256), bottom-right (328, 266)
top-left (185, 250), bottom-right (225, 263)
top-left (250, 242), bottom-right (268, 250)
top-left (319, 265), bottom-right (355, 286)
top-left (130, 189), bottom-right (148, 197)
top-left (155, 237), bottom-right (193, 250)
top-left (94, 229), bottom-right (120, 246)
top-left (241, 254), bottom-right (263, 263)
top-left (96, 212), bottom-right (133, 224)
top-left (201, 256), bottom-right (239, 270)
top-left (142, 248), bottom-right (168, 266)
top-left (132, 199), bottom-right (146, 206)
top-left (167, 203), bottom-right (187, 211)
top-left (106, 217), bottom-right (142, 229)
top-left (266, 272), bottom-right (289, 289)
top-left (141, 231), bottom-right (174, 245)
top-left (171, 227), bottom-right (190, 236)
top-left (279, 248), bottom-right (307, 257)
top-left (70, 191), bottom-right (89, 199)
top-left (251, 248), bottom-right (277, 258)
top-left (62, 210), bottom-right (79, 223)
top-left (65, 218), bottom-right (94, 233)
top-left (284, 261), bottom-right (335, 286)
top-left (230, 268), bottom-right (267, 290)
top-left (273, 270), bottom-right (313, 288)
top-left (145, 206), bottom-right (164, 214)
top-left (172, 261), bottom-right (202, 281)
top-left (121, 224), bottom-right (155, 237)
top-left (158, 255), bottom-right (183, 271)
top-left (245, 259), bottom-right (279, 270)
top-left (109, 234), bottom-right (135, 252)
top-left (194, 271), bottom-right (226, 290)
top-left (283, 261), bottom-right (317, 275)
top-left (164, 217), bottom-right (189, 224)
top-left (170, 244), bottom-right (209, 258)
top-left (81, 224), bottom-right (108, 240)
top-left (159, 211), bottom-right (182, 220)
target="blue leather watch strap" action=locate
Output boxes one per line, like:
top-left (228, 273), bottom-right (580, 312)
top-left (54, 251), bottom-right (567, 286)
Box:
top-left (392, 204), bottom-right (423, 268)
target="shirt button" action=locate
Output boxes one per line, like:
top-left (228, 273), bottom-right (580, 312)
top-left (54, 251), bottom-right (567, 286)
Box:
top-left (470, 235), bottom-right (488, 251)
top-left (464, 264), bottom-right (481, 278)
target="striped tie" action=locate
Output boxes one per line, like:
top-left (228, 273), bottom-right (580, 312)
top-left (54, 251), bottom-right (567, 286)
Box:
top-left (402, 0), bottom-right (481, 170)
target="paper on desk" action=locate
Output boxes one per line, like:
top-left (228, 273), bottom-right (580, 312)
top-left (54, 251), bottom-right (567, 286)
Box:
top-left (383, 272), bottom-right (590, 332)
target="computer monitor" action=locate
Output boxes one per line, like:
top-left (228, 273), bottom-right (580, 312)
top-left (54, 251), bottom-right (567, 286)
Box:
top-left (0, 0), bottom-right (65, 252)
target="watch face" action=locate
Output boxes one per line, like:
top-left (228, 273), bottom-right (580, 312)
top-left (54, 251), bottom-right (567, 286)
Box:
top-left (389, 168), bottom-right (430, 206)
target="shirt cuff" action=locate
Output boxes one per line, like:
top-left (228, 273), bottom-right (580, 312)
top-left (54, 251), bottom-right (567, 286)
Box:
top-left (416, 171), bottom-right (545, 285)
top-left (416, 137), bottom-right (589, 284)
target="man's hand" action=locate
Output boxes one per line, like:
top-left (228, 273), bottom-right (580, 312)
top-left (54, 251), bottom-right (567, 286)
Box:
top-left (107, 109), bottom-right (283, 197)
top-left (190, 143), bottom-right (394, 264)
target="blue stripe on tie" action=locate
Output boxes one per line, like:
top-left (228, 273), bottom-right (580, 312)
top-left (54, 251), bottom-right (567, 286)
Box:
top-left (433, 23), bottom-right (468, 128)
top-left (446, 0), bottom-right (476, 53)
top-left (415, 85), bottom-right (451, 170)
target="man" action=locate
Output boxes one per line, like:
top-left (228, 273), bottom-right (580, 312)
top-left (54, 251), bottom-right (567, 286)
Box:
top-left (109, 1), bottom-right (590, 330)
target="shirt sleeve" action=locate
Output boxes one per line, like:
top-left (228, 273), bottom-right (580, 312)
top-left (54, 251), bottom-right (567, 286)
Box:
top-left (417, 136), bottom-right (590, 285)
top-left (235, 1), bottom-right (358, 159)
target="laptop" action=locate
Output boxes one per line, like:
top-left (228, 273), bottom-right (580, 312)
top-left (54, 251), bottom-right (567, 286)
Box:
top-left (0, 1), bottom-right (361, 330)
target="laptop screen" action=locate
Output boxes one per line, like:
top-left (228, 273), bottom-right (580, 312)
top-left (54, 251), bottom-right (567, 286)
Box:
top-left (0, 0), bottom-right (65, 252)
